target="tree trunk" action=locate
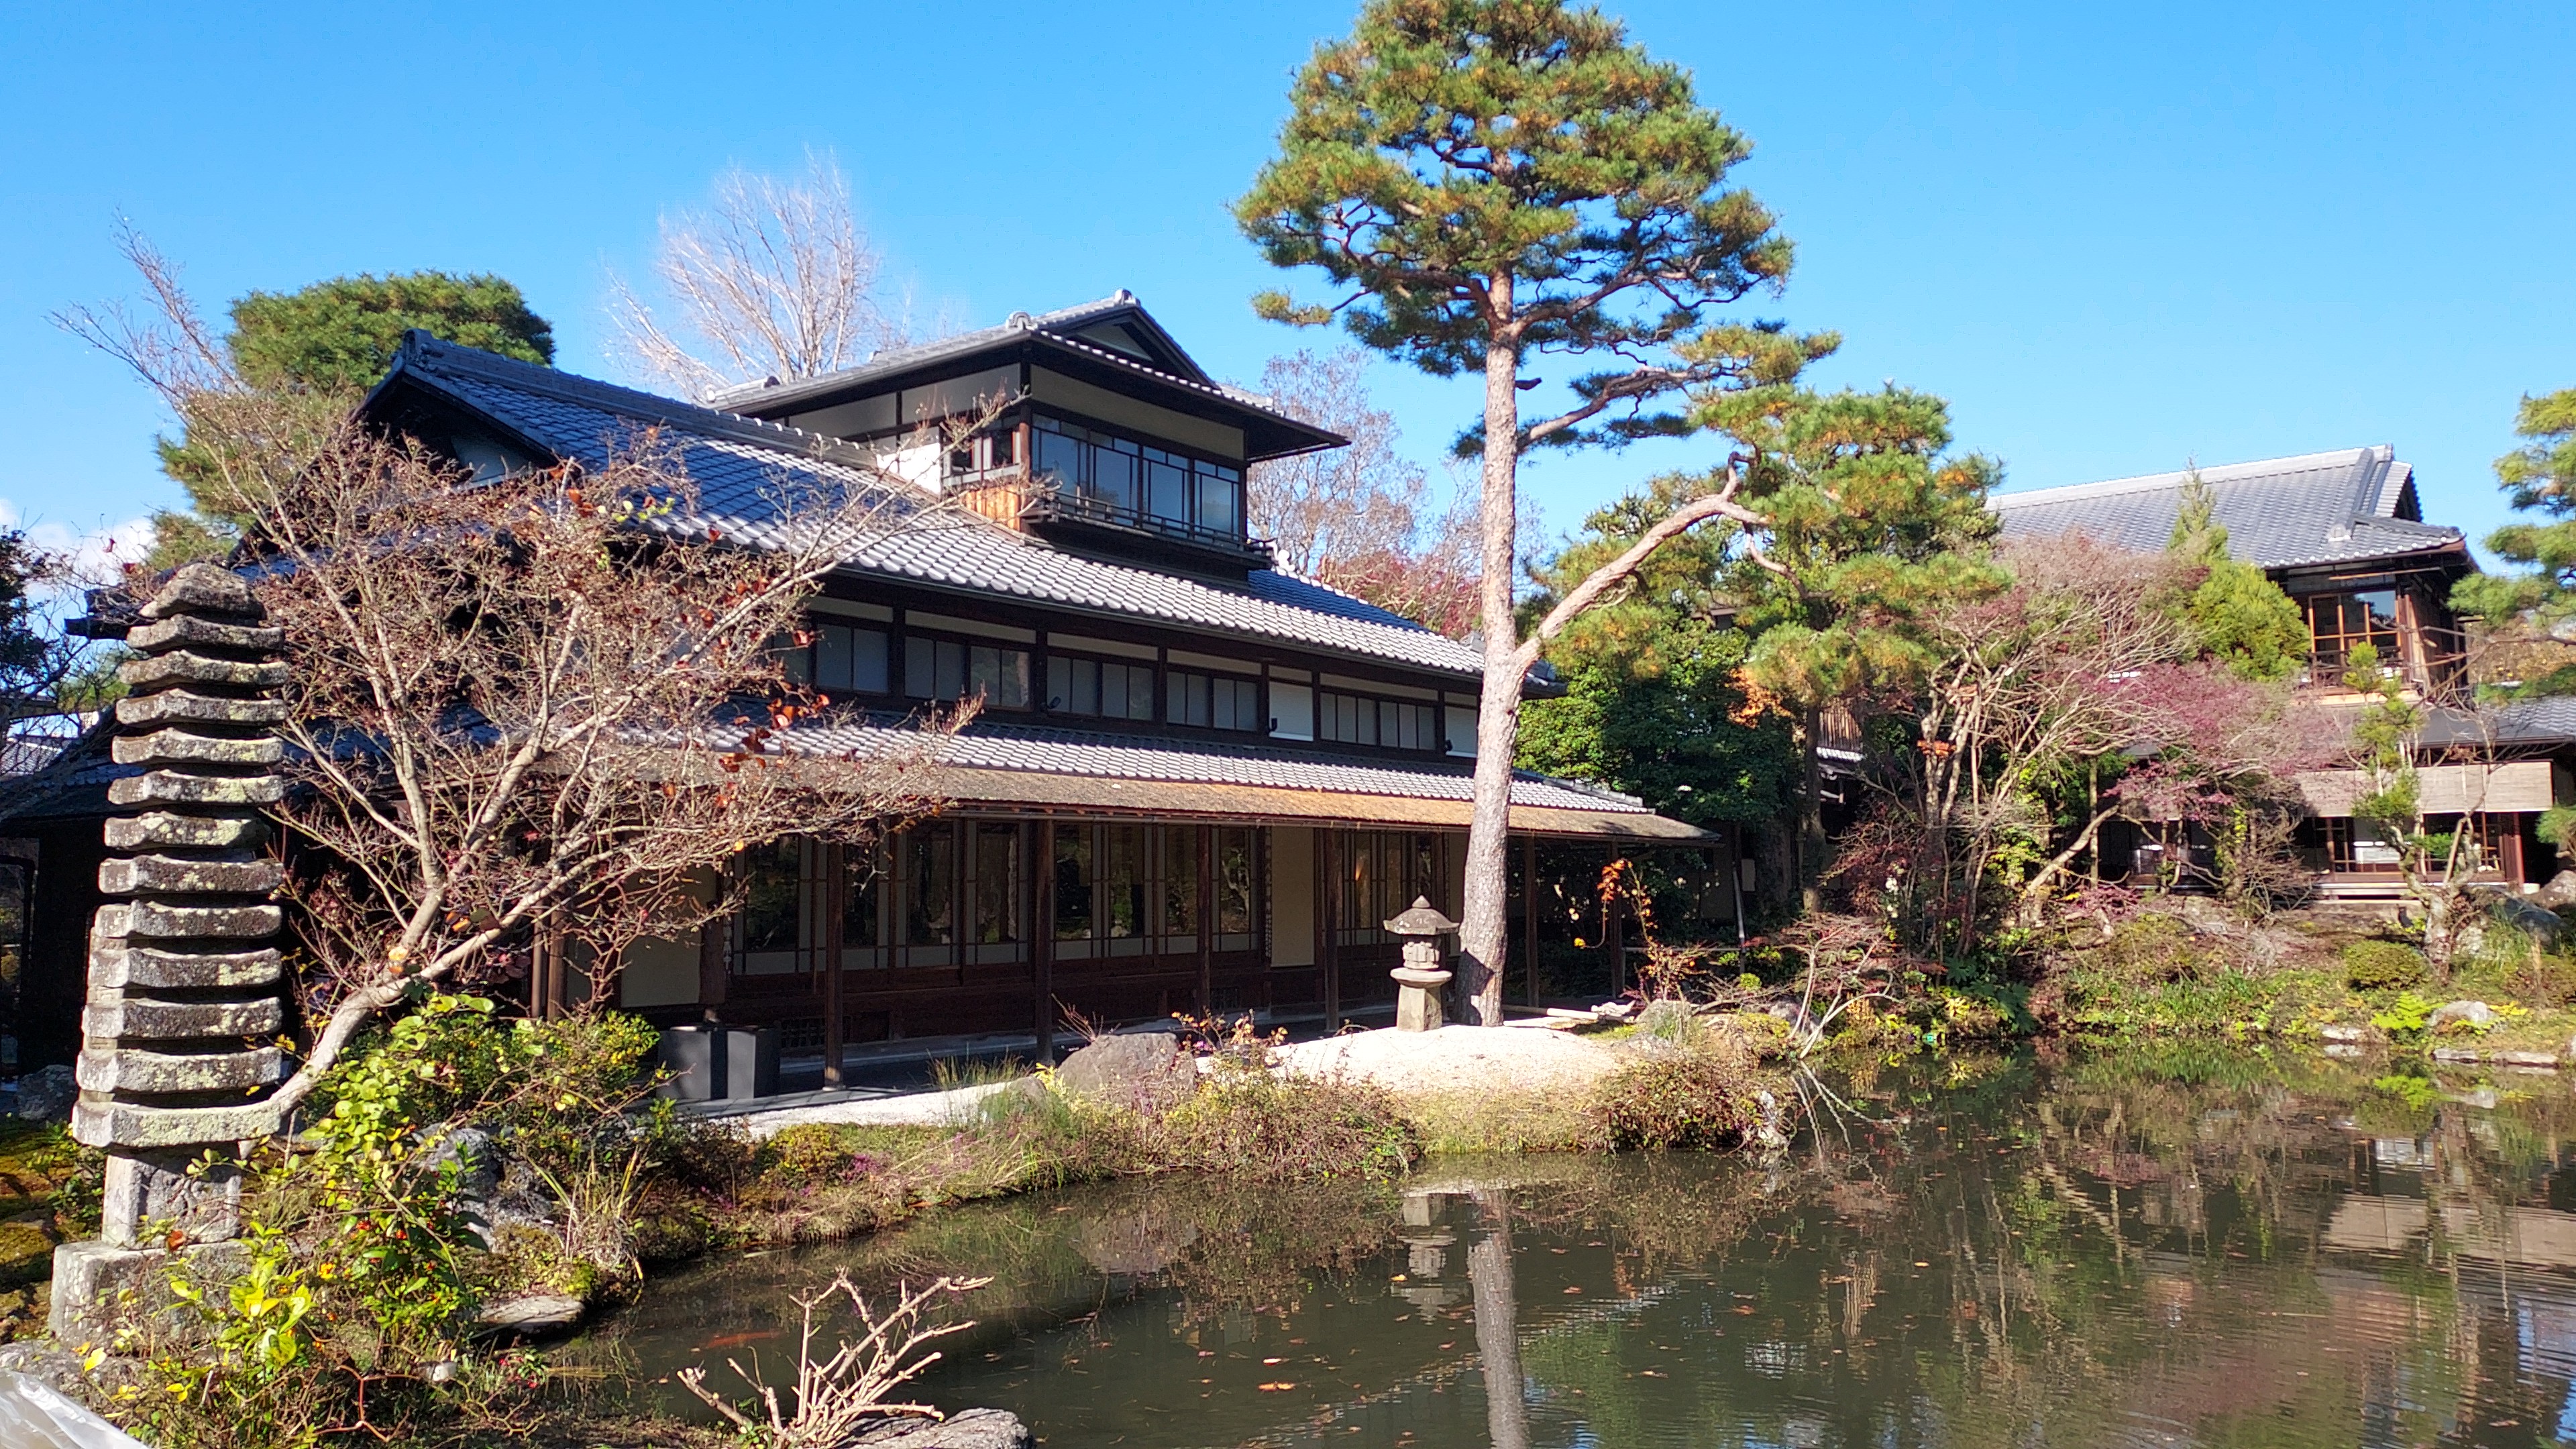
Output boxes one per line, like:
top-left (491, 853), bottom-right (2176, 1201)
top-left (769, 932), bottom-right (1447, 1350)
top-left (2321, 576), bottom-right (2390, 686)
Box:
top-left (1799, 707), bottom-right (1825, 915)
top-left (1460, 288), bottom-right (1523, 1026)
top-left (1470, 1190), bottom-right (1529, 1449)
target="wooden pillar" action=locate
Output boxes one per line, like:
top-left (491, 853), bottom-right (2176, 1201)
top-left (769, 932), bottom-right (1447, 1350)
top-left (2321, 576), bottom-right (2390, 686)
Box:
top-left (822, 841), bottom-right (847, 1088)
top-left (1320, 829), bottom-right (1341, 1030)
top-left (1522, 835), bottom-right (1541, 1010)
top-left (698, 863), bottom-right (731, 1023)
top-left (1195, 824), bottom-right (1214, 1016)
top-left (2504, 817), bottom-right (2528, 887)
top-left (1033, 818), bottom-right (1056, 1063)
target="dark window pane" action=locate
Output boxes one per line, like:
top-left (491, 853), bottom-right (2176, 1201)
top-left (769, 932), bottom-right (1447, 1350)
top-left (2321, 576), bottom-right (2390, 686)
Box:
top-left (974, 824), bottom-right (1020, 944)
top-left (844, 852), bottom-right (881, 950)
top-left (1218, 829), bottom-right (1255, 934)
top-left (1195, 468), bottom-right (1238, 534)
top-left (1164, 826), bottom-right (1199, 938)
top-left (935, 639), bottom-right (966, 700)
top-left (1054, 824), bottom-right (1095, 940)
top-left (1104, 825), bottom-right (1147, 938)
top-left (741, 841), bottom-right (801, 955)
top-left (905, 824), bottom-right (955, 945)
top-left (1092, 445), bottom-right (1137, 513)
top-left (1148, 460), bottom-right (1190, 522)
top-left (851, 629), bottom-right (889, 693)
top-left (1124, 663), bottom-right (1157, 720)
top-left (1035, 428), bottom-right (1083, 485)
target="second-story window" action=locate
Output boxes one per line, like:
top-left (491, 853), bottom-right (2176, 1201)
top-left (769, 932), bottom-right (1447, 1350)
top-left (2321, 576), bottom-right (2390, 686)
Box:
top-left (810, 622), bottom-right (891, 695)
top-left (1318, 690), bottom-right (1440, 751)
top-left (2304, 590), bottom-right (2399, 672)
top-left (1047, 654), bottom-right (1157, 721)
top-left (1169, 670), bottom-right (1261, 731)
top-left (1031, 415), bottom-right (1244, 542)
top-left (905, 634), bottom-right (1030, 709)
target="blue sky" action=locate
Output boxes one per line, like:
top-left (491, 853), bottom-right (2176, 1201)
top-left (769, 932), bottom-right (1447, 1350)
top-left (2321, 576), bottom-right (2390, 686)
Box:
top-left (1, 1), bottom-right (2566, 573)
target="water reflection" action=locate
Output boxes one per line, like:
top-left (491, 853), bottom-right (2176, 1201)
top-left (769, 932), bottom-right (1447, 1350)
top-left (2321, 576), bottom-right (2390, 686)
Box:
top-left (586, 1049), bottom-right (2576, 1448)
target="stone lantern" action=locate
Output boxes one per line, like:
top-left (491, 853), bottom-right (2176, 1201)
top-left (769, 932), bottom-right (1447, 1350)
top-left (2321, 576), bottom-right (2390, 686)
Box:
top-left (1383, 896), bottom-right (1458, 1032)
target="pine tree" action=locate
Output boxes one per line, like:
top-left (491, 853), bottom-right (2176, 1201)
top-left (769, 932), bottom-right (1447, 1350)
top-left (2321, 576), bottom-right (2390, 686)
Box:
top-left (2455, 387), bottom-right (2576, 693)
top-left (1692, 383), bottom-right (2002, 911)
top-left (150, 271), bottom-right (553, 566)
top-left (2165, 469), bottom-right (2307, 683)
top-left (1238, 0), bottom-right (1828, 1022)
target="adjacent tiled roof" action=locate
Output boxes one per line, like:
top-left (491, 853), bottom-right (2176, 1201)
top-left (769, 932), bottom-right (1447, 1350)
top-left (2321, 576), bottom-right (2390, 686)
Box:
top-left (1991, 445), bottom-right (2467, 572)
top-left (757, 711), bottom-right (1655, 815)
top-left (706, 294), bottom-right (1233, 415)
top-left (378, 336), bottom-right (1487, 680)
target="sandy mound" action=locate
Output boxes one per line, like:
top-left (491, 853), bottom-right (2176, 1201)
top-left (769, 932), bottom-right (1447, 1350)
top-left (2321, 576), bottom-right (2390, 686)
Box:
top-left (1272, 1023), bottom-right (1622, 1097)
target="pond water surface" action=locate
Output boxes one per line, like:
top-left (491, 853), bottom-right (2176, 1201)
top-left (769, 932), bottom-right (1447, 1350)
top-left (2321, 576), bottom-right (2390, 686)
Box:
top-left (580, 1049), bottom-right (2576, 1447)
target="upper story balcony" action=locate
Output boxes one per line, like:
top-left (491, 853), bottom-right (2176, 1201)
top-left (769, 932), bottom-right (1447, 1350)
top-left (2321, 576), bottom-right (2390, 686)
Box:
top-left (950, 415), bottom-right (1273, 572)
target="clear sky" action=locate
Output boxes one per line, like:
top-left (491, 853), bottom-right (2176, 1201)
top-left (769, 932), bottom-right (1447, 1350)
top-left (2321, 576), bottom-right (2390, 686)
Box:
top-left (1, 1), bottom-right (2566, 574)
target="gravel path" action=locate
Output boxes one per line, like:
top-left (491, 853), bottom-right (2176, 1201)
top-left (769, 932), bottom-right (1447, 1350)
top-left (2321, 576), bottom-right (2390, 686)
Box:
top-left (1271, 1023), bottom-right (1622, 1096)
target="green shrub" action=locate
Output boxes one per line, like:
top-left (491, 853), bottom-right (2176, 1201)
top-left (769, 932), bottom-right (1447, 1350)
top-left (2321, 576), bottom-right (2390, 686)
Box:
top-left (1162, 1067), bottom-right (1418, 1182)
top-left (760, 1123), bottom-right (869, 1184)
top-left (2345, 939), bottom-right (2428, 993)
top-left (2079, 915), bottom-right (2211, 986)
top-left (1590, 1046), bottom-right (1766, 1151)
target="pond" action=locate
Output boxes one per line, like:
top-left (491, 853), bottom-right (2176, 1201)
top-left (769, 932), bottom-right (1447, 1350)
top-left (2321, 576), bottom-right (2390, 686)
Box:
top-left (576, 1047), bottom-right (2576, 1448)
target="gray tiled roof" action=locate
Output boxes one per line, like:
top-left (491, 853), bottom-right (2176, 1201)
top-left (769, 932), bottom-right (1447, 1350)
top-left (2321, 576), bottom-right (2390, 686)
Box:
top-left (1991, 445), bottom-right (2467, 572)
top-left (384, 337), bottom-right (1486, 680)
top-left (757, 712), bottom-right (1653, 814)
top-left (705, 294), bottom-right (1224, 414)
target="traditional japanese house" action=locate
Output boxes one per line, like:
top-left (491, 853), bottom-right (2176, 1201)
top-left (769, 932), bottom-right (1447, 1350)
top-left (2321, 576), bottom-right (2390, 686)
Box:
top-left (4, 295), bottom-right (1721, 1075)
top-left (1994, 445), bottom-right (2575, 897)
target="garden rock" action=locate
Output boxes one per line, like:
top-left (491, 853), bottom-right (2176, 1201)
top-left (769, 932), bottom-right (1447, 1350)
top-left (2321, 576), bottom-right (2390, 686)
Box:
top-left (12, 1066), bottom-right (72, 1124)
top-left (1055, 1033), bottom-right (1196, 1114)
top-left (474, 1292), bottom-right (584, 1337)
top-left (2489, 896), bottom-right (2565, 947)
top-left (2536, 871), bottom-right (2576, 909)
top-left (852, 1407), bottom-right (1032, 1449)
top-left (2428, 1000), bottom-right (2497, 1032)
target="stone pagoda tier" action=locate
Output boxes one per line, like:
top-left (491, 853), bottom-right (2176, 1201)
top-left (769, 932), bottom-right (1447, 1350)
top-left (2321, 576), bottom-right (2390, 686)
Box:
top-left (54, 564), bottom-right (290, 1345)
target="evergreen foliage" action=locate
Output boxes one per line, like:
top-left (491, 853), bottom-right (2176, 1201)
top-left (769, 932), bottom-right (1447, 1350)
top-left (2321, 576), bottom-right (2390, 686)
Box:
top-left (2165, 470), bottom-right (2307, 682)
top-left (1690, 382), bottom-right (2000, 905)
top-left (2455, 386), bottom-right (2576, 693)
top-left (151, 271), bottom-right (553, 566)
top-left (1519, 483), bottom-right (1799, 828)
top-left (1236, 0), bottom-right (1829, 1021)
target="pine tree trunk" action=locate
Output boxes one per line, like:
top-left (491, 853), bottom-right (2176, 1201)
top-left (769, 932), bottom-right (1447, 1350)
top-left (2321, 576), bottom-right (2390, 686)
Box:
top-left (1459, 292), bottom-right (1523, 1026)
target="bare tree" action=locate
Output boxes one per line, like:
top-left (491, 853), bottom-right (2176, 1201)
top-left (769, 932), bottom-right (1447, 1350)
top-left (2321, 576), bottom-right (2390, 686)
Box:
top-left (65, 231), bottom-right (957, 1115)
top-left (1246, 349), bottom-right (1485, 635)
top-left (610, 151), bottom-right (913, 400)
top-left (1857, 534), bottom-right (2322, 947)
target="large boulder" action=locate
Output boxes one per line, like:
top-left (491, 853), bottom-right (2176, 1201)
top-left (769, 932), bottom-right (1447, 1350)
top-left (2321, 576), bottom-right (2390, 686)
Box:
top-left (2428, 1000), bottom-right (2497, 1032)
top-left (2489, 895), bottom-right (2566, 948)
top-left (853, 1409), bottom-right (1032, 1448)
top-left (2535, 871), bottom-right (2576, 910)
top-left (1053, 1033), bottom-right (1197, 1114)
